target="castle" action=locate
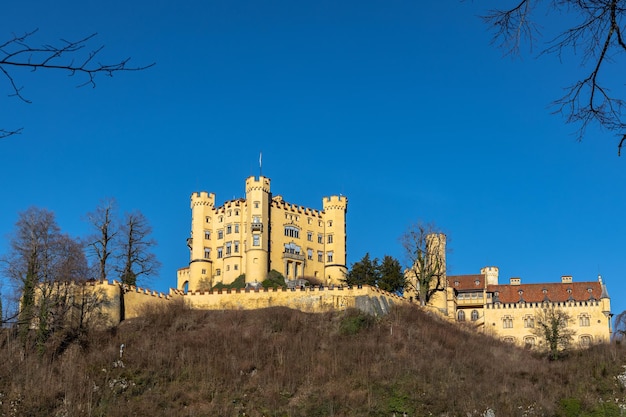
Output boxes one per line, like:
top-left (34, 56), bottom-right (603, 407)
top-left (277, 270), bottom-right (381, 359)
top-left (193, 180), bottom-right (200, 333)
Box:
top-left (33, 174), bottom-right (613, 350)
top-left (177, 175), bottom-right (348, 292)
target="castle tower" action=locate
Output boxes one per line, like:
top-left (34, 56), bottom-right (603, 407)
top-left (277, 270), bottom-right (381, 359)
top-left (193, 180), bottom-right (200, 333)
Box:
top-left (184, 191), bottom-right (215, 291)
top-left (426, 232), bottom-right (447, 313)
top-left (322, 195), bottom-right (348, 285)
top-left (481, 266), bottom-right (499, 286)
top-left (245, 176), bottom-right (271, 283)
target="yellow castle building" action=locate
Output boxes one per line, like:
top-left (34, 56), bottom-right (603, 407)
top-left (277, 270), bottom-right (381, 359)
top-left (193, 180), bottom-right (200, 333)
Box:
top-left (177, 175), bottom-right (348, 292)
top-left (445, 267), bottom-right (612, 347)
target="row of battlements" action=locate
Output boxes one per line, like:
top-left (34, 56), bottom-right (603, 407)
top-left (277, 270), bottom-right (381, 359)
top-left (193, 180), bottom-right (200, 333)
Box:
top-left (486, 300), bottom-right (602, 309)
top-left (174, 284), bottom-right (404, 299)
top-left (271, 198), bottom-right (323, 217)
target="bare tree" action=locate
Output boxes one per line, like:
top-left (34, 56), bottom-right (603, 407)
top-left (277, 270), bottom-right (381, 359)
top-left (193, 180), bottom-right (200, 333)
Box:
top-left (614, 310), bottom-right (626, 341)
top-left (1, 29), bottom-right (154, 139)
top-left (482, 1), bottom-right (626, 154)
top-left (532, 307), bottom-right (575, 360)
top-left (401, 222), bottom-right (447, 307)
top-left (84, 198), bottom-right (118, 282)
top-left (115, 211), bottom-right (160, 287)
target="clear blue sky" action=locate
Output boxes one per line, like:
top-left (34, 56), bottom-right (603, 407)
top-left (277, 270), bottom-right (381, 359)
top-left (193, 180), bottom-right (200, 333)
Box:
top-left (1, 1), bottom-right (625, 318)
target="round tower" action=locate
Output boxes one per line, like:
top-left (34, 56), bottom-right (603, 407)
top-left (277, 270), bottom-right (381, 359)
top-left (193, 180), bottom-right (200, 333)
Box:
top-left (245, 176), bottom-right (271, 283)
top-left (481, 266), bottom-right (499, 286)
top-left (322, 195), bottom-right (348, 285)
top-left (425, 232), bottom-right (447, 312)
top-left (184, 191), bottom-right (215, 291)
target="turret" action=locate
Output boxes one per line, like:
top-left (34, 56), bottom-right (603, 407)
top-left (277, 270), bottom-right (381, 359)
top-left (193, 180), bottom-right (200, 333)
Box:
top-left (481, 266), bottom-right (499, 286)
top-left (322, 195), bottom-right (348, 285)
top-left (181, 192), bottom-right (215, 291)
top-left (245, 176), bottom-right (271, 283)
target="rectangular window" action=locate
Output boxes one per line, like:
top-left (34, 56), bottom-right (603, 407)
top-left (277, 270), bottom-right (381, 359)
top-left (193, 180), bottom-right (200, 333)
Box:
top-left (524, 316), bottom-right (534, 328)
top-left (204, 247), bottom-right (211, 259)
top-left (216, 269), bottom-right (221, 276)
top-left (503, 316), bottom-right (513, 329)
top-left (327, 234), bottom-right (333, 244)
top-left (225, 242), bottom-right (232, 255)
top-left (253, 235), bottom-right (260, 246)
top-left (226, 265), bottom-right (230, 271)
top-left (307, 248), bottom-right (313, 260)
top-left (234, 241), bottom-right (240, 253)
top-left (205, 216), bottom-right (210, 223)
top-left (218, 230), bottom-right (224, 239)
top-left (318, 234), bottom-right (323, 244)
top-left (579, 315), bottom-right (590, 327)
top-left (201, 269), bottom-right (206, 275)
top-left (226, 225), bottom-right (232, 234)
top-left (307, 232), bottom-right (313, 241)
top-left (234, 265), bottom-right (239, 270)
top-left (254, 201), bottom-right (260, 209)
top-left (204, 230), bottom-right (211, 240)
top-left (217, 247), bottom-right (223, 259)
top-left (235, 224), bottom-right (240, 233)
top-left (327, 251), bottom-right (333, 263)
top-left (317, 251), bottom-right (323, 262)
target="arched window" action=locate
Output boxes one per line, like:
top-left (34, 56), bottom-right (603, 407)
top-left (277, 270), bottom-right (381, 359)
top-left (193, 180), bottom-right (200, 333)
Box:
top-left (457, 310), bottom-right (466, 321)
top-left (471, 310), bottom-right (479, 321)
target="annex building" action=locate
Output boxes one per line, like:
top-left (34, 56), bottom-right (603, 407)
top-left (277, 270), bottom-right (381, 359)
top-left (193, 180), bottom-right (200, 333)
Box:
top-left (177, 175), bottom-right (348, 292)
top-left (445, 267), bottom-right (612, 347)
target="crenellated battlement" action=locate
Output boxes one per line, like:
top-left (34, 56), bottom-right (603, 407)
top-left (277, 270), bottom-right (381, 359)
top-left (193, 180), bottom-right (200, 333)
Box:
top-left (270, 198), bottom-right (323, 217)
top-left (485, 300), bottom-right (601, 310)
top-left (245, 176), bottom-right (271, 194)
top-left (323, 195), bottom-right (348, 211)
top-left (191, 192), bottom-right (215, 208)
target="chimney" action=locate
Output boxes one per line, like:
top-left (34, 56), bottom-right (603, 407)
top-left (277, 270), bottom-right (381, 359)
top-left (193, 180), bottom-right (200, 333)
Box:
top-left (561, 275), bottom-right (573, 284)
top-left (510, 277), bottom-right (521, 286)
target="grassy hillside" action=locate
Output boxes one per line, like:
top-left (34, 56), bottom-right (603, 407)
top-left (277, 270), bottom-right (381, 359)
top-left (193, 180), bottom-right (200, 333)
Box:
top-left (1, 302), bottom-right (625, 416)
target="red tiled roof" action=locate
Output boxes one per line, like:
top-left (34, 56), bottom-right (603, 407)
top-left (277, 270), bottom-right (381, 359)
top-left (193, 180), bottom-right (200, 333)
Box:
top-left (487, 281), bottom-right (603, 304)
top-left (448, 274), bottom-right (485, 291)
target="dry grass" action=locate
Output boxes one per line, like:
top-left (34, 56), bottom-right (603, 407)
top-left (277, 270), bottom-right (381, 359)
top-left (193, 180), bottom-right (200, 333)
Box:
top-left (1, 302), bottom-right (625, 416)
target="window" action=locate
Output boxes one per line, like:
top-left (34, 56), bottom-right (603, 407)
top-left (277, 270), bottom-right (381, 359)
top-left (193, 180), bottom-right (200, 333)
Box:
top-left (284, 225), bottom-right (300, 238)
top-left (318, 251), bottom-right (323, 262)
top-left (327, 251), bottom-right (333, 263)
top-left (524, 337), bottom-right (536, 348)
top-left (253, 235), bottom-right (260, 246)
top-left (457, 310), bottom-right (466, 321)
top-left (227, 210), bottom-right (231, 217)
top-left (524, 316), bottom-right (535, 328)
top-left (579, 335), bottom-right (592, 347)
top-left (235, 210), bottom-right (239, 216)
top-left (234, 264), bottom-right (239, 270)
top-left (235, 224), bottom-right (239, 233)
top-left (216, 269), bottom-right (221, 276)
top-left (318, 234), bottom-right (323, 244)
top-left (219, 216), bottom-right (223, 223)
top-left (327, 234), bottom-right (333, 244)
top-left (307, 232), bottom-right (313, 241)
top-left (226, 225), bottom-right (232, 234)
top-left (328, 220), bottom-right (333, 227)
top-left (318, 221), bottom-right (323, 227)
top-left (204, 230), bottom-right (211, 240)
top-left (254, 201), bottom-right (260, 209)
top-left (217, 247), bottom-right (223, 259)
top-left (252, 216), bottom-right (261, 224)
top-left (503, 316), bottom-right (513, 329)
top-left (226, 265), bottom-right (230, 271)
top-left (307, 218), bottom-right (312, 224)
top-left (234, 241), bottom-right (240, 253)
top-left (471, 310), bottom-right (479, 321)
top-left (307, 249), bottom-right (313, 260)
top-left (579, 314), bottom-right (590, 327)
top-left (204, 247), bottom-right (211, 259)
top-left (284, 242), bottom-right (301, 255)
top-left (225, 242), bottom-right (232, 255)
top-left (503, 337), bottom-right (516, 344)
top-left (205, 216), bottom-right (210, 223)
top-left (218, 230), bottom-right (224, 239)
top-left (201, 269), bottom-right (206, 275)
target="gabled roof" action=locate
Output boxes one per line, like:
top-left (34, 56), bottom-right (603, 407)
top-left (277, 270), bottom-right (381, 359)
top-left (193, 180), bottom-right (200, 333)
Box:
top-left (487, 281), bottom-right (603, 304)
top-left (448, 274), bottom-right (485, 291)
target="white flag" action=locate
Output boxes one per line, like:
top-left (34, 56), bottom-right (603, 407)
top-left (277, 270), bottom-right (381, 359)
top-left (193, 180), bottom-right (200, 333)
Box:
top-left (259, 152), bottom-right (262, 168)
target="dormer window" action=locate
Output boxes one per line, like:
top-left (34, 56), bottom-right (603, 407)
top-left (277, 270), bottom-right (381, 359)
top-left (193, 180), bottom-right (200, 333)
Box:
top-left (454, 280), bottom-right (460, 287)
top-left (475, 279), bottom-right (480, 286)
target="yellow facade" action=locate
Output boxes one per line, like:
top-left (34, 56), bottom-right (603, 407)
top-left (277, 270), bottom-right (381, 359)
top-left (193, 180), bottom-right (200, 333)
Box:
top-left (177, 176), bottom-right (348, 292)
top-left (447, 267), bottom-right (612, 348)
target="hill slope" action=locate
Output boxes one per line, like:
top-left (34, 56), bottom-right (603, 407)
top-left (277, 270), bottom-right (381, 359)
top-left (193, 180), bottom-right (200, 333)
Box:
top-left (1, 303), bottom-right (625, 416)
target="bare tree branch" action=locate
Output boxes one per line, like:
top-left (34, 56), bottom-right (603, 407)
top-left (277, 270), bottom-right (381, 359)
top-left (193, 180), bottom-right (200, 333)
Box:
top-left (482, 0), bottom-right (626, 154)
top-left (1, 29), bottom-right (154, 138)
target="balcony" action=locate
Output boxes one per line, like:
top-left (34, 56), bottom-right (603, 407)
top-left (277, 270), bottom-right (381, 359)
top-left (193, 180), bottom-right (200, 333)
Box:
top-left (283, 252), bottom-right (305, 261)
top-left (251, 223), bottom-right (263, 232)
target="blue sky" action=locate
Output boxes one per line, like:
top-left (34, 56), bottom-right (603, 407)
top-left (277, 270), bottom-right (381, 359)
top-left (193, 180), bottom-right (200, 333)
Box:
top-left (1, 1), bottom-right (625, 318)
